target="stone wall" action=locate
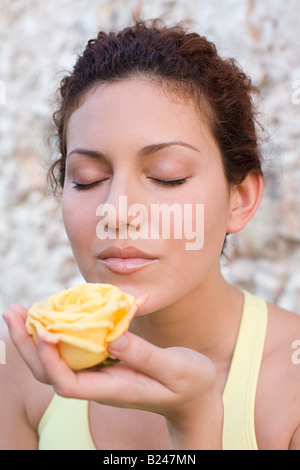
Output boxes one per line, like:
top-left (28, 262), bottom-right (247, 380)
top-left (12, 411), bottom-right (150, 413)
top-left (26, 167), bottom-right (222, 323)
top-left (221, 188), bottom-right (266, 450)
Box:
top-left (0, 0), bottom-right (299, 313)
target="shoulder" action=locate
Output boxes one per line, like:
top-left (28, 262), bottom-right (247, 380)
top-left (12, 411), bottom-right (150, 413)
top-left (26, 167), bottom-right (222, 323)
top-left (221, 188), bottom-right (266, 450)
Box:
top-left (265, 302), bottom-right (300, 370)
top-left (256, 302), bottom-right (300, 449)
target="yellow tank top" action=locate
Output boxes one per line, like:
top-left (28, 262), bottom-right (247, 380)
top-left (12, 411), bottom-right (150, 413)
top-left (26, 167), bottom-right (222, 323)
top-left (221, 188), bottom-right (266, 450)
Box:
top-left (38, 291), bottom-right (268, 450)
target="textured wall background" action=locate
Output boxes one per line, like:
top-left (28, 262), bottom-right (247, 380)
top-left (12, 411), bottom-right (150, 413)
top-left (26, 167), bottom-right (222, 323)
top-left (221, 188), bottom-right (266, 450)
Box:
top-left (0, 0), bottom-right (300, 313)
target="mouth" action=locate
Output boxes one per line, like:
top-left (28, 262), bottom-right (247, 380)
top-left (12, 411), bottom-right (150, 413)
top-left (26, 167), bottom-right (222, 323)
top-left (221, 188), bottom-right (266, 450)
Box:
top-left (97, 246), bottom-right (159, 274)
top-left (99, 257), bottom-right (158, 274)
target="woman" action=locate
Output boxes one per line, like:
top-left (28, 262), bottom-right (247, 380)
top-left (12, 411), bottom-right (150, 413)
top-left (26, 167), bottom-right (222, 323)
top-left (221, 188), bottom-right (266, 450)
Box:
top-left (1, 19), bottom-right (300, 450)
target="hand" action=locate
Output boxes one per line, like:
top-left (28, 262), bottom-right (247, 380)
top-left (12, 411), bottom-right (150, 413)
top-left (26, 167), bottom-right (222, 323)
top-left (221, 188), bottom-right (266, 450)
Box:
top-left (3, 304), bottom-right (51, 384)
top-left (3, 305), bottom-right (224, 449)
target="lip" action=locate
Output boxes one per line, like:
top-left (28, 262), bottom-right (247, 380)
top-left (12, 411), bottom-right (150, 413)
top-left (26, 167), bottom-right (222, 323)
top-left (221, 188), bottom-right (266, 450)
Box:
top-left (98, 246), bottom-right (158, 274)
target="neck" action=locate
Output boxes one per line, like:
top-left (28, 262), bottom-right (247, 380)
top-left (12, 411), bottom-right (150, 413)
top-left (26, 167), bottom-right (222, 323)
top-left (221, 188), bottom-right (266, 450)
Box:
top-left (130, 266), bottom-right (244, 366)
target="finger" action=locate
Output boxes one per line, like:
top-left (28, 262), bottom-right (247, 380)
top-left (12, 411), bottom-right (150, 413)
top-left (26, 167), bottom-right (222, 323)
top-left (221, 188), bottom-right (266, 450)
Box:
top-left (37, 336), bottom-right (170, 409)
top-left (37, 337), bottom-right (79, 395)
top-left (107, 331), bottom-right (177, 387)
top-left (6, 304), bottom-right (28, 320)
top-left (3, 305), bottom-right (49, 383)
top-left (135, 293), bottom-right (149, 309)
top-left (3, 306), bottom-right (36, 357)
top-left (107, 332), bottom-right (213, 392)
top-left (36, 337), bottom-right (128, 401)
top-left (127, 294), bottom-right (149, 320)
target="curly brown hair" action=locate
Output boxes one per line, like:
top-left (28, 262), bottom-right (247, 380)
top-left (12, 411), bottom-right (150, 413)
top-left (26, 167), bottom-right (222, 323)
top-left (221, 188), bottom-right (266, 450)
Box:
top-left (49, 19), bottom-right (262, 191)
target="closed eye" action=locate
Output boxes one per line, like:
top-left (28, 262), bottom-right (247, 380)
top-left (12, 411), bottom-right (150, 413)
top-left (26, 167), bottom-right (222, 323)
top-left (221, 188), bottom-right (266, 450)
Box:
top-left (72, 177), bottom-right (187, 191)
top-left (72, 179), bottom-right (109, 191)
top-left (149, 178), bottom-right (187, 187)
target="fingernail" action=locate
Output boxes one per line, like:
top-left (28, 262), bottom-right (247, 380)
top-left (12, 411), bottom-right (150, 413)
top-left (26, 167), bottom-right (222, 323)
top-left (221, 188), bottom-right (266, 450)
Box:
top-left (108, 333), bottom-right (129, 353)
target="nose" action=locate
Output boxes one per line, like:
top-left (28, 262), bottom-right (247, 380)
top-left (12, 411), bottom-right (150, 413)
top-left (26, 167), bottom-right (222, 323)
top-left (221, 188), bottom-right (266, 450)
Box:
top-left (96, 174), bottom-right (147, 239)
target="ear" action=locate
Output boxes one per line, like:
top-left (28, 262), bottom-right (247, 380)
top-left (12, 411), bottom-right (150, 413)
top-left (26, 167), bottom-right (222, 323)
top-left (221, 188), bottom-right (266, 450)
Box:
top-left (226, 171), bottom-right (263, 234)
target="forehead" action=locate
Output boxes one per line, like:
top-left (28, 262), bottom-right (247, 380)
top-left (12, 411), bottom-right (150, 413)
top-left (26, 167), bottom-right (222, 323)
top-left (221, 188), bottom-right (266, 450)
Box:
top-left (66, 79), bottom-right (214, 150)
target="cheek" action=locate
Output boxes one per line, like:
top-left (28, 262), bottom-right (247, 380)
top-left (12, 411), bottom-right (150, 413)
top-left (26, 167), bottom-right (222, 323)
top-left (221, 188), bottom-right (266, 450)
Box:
top-left (200, 174), bottom-right (231, 253)
top-left (179, 185), bottom-right (230, 259)
top-left (204, 207), bottom-right (228, 253)
top-left (61, 191), bottom-right (97, 250)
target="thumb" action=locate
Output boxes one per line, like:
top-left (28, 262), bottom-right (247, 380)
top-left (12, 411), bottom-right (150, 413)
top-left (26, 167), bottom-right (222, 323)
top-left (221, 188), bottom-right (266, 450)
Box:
top-left (108, 332), bottom-right (130, 355)
top-left (107, 331), bottom-right (173, 386)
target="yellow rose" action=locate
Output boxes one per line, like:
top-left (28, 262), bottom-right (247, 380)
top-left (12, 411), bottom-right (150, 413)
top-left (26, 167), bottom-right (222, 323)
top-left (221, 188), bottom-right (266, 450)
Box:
top-left (25, 283), bottom-right (141, 370)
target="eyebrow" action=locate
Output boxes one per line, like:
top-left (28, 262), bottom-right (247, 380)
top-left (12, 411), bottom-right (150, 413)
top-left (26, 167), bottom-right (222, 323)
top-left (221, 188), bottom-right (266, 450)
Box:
top-left (67, 141), bottom-right (201, 161)
top-left (137, 141), bottom-right (201, 157)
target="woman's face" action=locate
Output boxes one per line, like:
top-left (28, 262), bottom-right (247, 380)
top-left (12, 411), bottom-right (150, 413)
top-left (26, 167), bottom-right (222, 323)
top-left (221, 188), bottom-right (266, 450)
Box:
top-left (62, 79), bottom-right (233, 314)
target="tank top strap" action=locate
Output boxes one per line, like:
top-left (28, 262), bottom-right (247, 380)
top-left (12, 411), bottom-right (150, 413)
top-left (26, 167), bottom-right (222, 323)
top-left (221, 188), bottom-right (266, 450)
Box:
top-left (222, 290), bottom-right (268, 450)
